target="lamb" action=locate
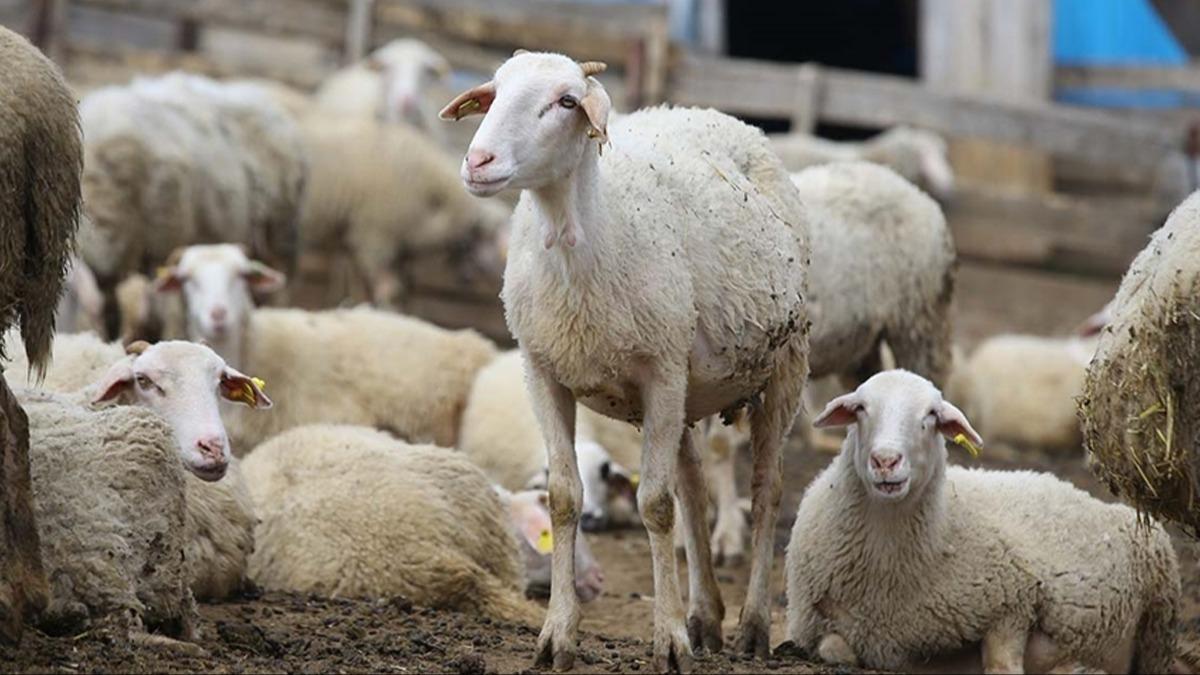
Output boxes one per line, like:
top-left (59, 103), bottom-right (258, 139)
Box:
top-left (945, 334), bottom-right (1096, 453)
top-left (786, 369), bottom-right (1180, 674)
top-left (1080, 192), bottom-right (1200, 532)
top-left (241, 424), bottom-right (542, 624)
top-left (442, 51), bottom-right (811, 668)
top-left (295, 115), bottom-right (509, 307)
top-left (770, 126), bottom-right (955, 198)
top-left (77, 72), bottom-right (307, 336)
top-left (21, 340), bottom-right (272, 645)
top-left (0, 25), bottom-right (83, 642)
top-left (7, 335), bottom-right (267, 601)
top-left (315, 38), bottom-right (451, 136)
top-left (459, 349), bottom-right (639, 530)
top-left (155, 244), bottom-right (497, 451)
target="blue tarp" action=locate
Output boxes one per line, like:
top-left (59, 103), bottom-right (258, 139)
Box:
top-left (1054, 0), bottom-right (1186, 65)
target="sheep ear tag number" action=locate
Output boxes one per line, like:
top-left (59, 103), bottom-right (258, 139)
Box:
top-left (536, 529), bottom-right (553, 554)
top-left (952, 433), bottom-right (982, 458)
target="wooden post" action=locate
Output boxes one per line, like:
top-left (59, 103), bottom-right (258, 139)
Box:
top-left (921, 0), bottom-right (1052, 193)
top-left (345, 0), bottom-right (375, 64)
top-left (176, 18), bottom-right (201, 52)
top-left (0, 376), bottom-right (47, 645)
top-left (29, 0), bottom-right (68, 62)
top-left (790, 62), bottom-right (821, 134)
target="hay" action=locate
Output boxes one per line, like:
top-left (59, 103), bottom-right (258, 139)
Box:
top-left (1080, 196), bottom-right (1200, 534)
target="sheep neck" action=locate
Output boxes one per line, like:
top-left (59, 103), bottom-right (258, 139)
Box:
top-left (206, 315), bottom-right (249, 373)
top-left (528, 144), bottom-right (606, 268)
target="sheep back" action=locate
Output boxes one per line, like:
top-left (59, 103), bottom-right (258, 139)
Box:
top-left (242, 424), bottom-right (539, 624)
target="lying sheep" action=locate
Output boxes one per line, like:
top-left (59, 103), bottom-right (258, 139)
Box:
top-left (770, 126), bottom-right (955, 198)
top-left (1081, 192), bottom-right (1200, 532)
top-left (494, 485), bottom-right (605, 602)
top-left (242, 424), bottom-right (542, 623)
top-left (156, 244), bottom-right (497, 451)
top-left (787, 370), bottom-right (1180, 673)
top-left (296, 115), bottom-right (509, 308)
top-left (22, 340), bottom-right (271, 644)
top-left (77, 72), bottom-right (306, 336)
top-left (443, 51), bottom-right (811, 666)
top-left (9, 336), bottom-right (268, 602)
top-left (946, 334), bottom-right (1096, 453)
top-left (314, 38), bottom-right (451, 135)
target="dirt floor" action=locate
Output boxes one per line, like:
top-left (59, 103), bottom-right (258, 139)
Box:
top-left (4, 263), bottom-right (1197, 674)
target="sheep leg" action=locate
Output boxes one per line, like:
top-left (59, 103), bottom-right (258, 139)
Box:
top-left (639, 376), bottom-right (693, 673)
top-left (705, 426), bottom-right (746, 567)
top-left (674, 426), bottom-right (725, 654)
top-left (526, 362), bottom-right (582, 672)
top-left (982, 620), bottom-right (1029, 674)
top-left (735, 340), bottom-right (807, 658)
top-left (129, 632), bottom-right (209, 658)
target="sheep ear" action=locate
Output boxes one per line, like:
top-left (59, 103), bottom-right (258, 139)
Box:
top-left (242, 261), bottom-right (286, 293)
top-left (91, 359), bottom-right (135, 404)
top-left (427, 52), bottom-right (452, 79)
top-left (936, 400), bottom-right (981, 446)
top-left (580, 77), bottom-right (610, 144)
top-left (439, 81), bottom-right (495, 121)
top-left (813, 392), bottom-right (861, 429)
top-left (511, 491), bottom-right (554, 554)
top-left (219, 367), bottom-right (273, 409)
top-left (153, 265), bottom-right (185, 293)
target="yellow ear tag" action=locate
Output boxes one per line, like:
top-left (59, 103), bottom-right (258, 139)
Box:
top-left (536, 529), bottom-right (553, 554)
top-left (953, 433), bottom-right (982, 458)
top-left (155, 266), bottom-right (171, 281)
top-left (235, 377), bottom-right (266, 405)
top-left (629, 472), bottom-right (640, 489)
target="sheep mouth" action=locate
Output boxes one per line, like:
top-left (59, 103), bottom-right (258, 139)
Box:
top-left (873, 478), bottom-right (908, 496)
top-left (189, 463), bottom-right (228, 482)
top-left (465, 175), bottom-right (512, 195)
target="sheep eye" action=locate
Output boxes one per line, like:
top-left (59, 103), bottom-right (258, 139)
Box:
top-left (135, 374), bottom-right (154, 390)
top-left (558, 95), bottom-right (578, 109)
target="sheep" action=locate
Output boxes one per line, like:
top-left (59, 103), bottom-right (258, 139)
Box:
top-left (295, 114), bottom-right (509, 308)
top-left (21, 340), bottom-right (272, 647)
top-left (155, 244), bottom-right (497, 451)
top-left (945, 334), bottom-right (1097, 454)
top-left (314, 38), bottom-right (451, 136)
top-left (241, 424), bottom-right (542, 624)
top-left (442, 51), bottom-right (811, 668)
top-left (7, 335), bottom-right (268, 601)
top-left (786, 369), bottom-right (1180, 674)
top-left (1080, 192), bottom-right (1200, 532)
top-left (56, 255), bottom-right (105, 336)
top-left (770, 126), bottom-right (955, 198)
top-left (494, 485), bottom-right (605, 603)
top-left (0, 25), bottom-right (83, 643)
top-left (77, 72), bottom-right (306, 337)
top-left (459, 349), bottom-right (639, 530)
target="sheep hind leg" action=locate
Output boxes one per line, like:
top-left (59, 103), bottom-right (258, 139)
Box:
top-left (675, 426), bottom-right (725, 654)
top-left (734, 338), bottom-right (807, 659)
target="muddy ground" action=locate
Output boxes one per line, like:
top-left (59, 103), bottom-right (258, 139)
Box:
top-left (4, 263), bottom-right (1197, 674)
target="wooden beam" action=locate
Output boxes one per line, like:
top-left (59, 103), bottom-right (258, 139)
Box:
top-left (668, 55), bottom-right (1183, 170)
top-left (1056, 64), bottom-right (1200, 93)
top-left (74, 0), bottom-right (347, 45)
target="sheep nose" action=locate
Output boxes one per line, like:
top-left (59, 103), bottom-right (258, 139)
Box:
top-left (580, 512), bottom-right (607, 532)
top-left (196, 435), bottom-right (226, 462)
top-left (466, 149), bottom-right (495, 170)
top-left (870, 452), bottom-right (902, 473)
top-left (210, 306), bottom-right (227, 323)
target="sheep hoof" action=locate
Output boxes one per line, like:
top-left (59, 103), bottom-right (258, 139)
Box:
top-left (733, 611), bottom-right (771, 659)
top-left (533, 612), bottom-right (578, 672)
top-left (687, 612), bottom-right (723, 654)
top-left (653, 620), bottom-right (693, 673)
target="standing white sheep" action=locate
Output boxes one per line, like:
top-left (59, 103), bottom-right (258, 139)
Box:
top-left (242, 424), bottom-right (542, 624)
top-left (155, 244), bottom-right (497, 451)
top-left (442, 51), bottom-right (811, 668)
top-left (786, 370), bottom-right (1180, 673)
top-left (770, 126), bottom-right (955, 198)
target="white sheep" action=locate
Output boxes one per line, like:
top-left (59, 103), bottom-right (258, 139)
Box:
top-left (295, 115), bottom-right (509, 308)
top-left (945, 334), bottom-right (1097, 453)
top-left (77, 72), bottom-right (306, 336)
top-left (8, 335), bottom-right (268, 601)
top-left (21, 340), bottom-right (272, 647)
top-left (242, 424), bottom-right (542, 624)
top-left (442, 51), bottom-right (811, 667)
top-left (1081, 192), bottom-right (1200, 532)
top-left (315, 38), bottom-right (451, 136)
top-left (786, 369), bottom-right (1180, 673)
top-left (770, 126), bottom-right (955, 198)
top-left (494, 485), bottom-right (605, 603)
top-left (155, 244), bottom-right (497, 451)
top-left (55, 254), bottom-right (105, 336)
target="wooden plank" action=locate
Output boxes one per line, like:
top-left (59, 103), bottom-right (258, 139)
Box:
top-left (74, 0), bottom-right (347, 45)
top-left (344, 0), bottom-right (373, 63)
top-left (668, 55), bottom-right (1183, 170)
top-left (1056, 64), bottom-right (1200, 93)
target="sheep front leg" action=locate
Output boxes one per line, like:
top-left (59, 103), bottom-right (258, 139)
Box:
top-left (675, 426), bottom-right (725, 654)
top-left (640, 377), bottom-right (693, 673)
top-left (982, 619), bottom-right (1029, 674)
top-left (526, 362), bottom-right (582, 672)
top-left (736, 339), bottom-right (807, 658)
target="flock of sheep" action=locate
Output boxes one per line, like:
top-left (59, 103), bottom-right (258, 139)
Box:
top-left (2, 23), bottom-right (1198, 675)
